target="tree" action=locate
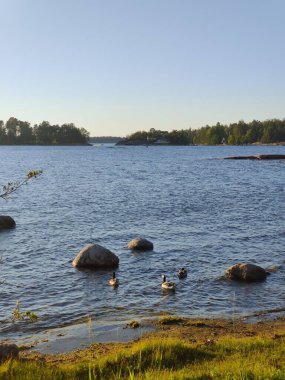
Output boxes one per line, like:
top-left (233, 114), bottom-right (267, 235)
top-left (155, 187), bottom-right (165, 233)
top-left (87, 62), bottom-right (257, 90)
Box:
top-left (80, 128), bottom-right (90, 143)
top-left (18, 121), bottom-right (34, 144)
top-left (5, 117), bottom-right (19, 144)
top-left (244, 120), bottom-right (263, 143)
top-left (206, 123), bottom-right (227, 145)
top-left (0, 120), bottom-right (7, 144)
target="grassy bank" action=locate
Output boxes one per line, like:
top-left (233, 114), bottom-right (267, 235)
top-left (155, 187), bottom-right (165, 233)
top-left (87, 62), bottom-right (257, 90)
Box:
top-left (1, 317), bottom-right (285, 379)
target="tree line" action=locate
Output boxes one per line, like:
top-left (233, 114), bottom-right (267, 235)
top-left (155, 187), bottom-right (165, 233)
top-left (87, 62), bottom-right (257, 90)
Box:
top-left (126, 118), bottom-right (285, 145)
top-left (0, 117), bottom-right (90, 145)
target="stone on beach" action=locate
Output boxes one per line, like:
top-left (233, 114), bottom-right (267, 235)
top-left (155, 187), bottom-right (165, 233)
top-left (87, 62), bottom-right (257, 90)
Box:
top-left (72, 244), bottom-right (119, 269)
top-left (0, 215), bottom-right (16, 231)
top-left (127, 238), bottom-right (153, 251)
top-left (225, 263), bottom-right (268, 282)
top-left (0, 343), bottom-right (19, 362)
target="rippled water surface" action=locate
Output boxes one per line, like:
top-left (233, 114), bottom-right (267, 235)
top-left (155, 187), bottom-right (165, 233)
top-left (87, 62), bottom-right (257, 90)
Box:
top-left (0, 145), bottom-right (285, 338)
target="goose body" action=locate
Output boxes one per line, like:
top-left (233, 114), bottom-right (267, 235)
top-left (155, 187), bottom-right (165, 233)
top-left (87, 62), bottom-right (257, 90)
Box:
top-left (178, 268), bottom-right (187, 279)
top-left (161, 274), bottom-right (176, 290)
top-left (109, 272), bottom-right (119, 287)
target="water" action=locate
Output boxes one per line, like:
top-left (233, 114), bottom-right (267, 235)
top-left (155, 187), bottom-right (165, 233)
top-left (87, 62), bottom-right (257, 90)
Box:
top-left (0, 145), bottom-right (284, 339)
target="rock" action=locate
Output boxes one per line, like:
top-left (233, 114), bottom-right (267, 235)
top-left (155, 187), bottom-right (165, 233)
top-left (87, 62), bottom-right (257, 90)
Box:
top-left (116, 139), bottom-right (147, 146)
top-left (224, 155), bottom-right (257, 160)
top-left (256, 154), bottom-right (285, 160)
top-left (0, 215), bottom-right (16, 231)
top-left (72, 244), bottom-right (119, 269)
top-left (127, 238), bottom-right (153, 251)
top-left (0, 343), bottom-right (19, 362)
top-left (225, 263), bottom-right (268, 282)
top-left (225, 154), bottom-right (285, 160)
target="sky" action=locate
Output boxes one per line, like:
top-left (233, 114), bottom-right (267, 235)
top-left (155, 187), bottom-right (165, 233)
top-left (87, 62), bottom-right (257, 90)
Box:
top-left (0, 0), bottom-right (285, 136)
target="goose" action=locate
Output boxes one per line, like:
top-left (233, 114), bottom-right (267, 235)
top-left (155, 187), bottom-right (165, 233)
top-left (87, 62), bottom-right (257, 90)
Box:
top-left (178, 267), bottom-right (187, 279)
top-left (109, 272), bottom-right (119, 287)
top-left (161, 274), bottom-right (176, 290)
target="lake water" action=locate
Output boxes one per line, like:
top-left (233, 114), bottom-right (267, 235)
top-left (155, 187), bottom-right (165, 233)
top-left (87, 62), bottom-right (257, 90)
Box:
top-left (0, 145), bottom-right (285, 340)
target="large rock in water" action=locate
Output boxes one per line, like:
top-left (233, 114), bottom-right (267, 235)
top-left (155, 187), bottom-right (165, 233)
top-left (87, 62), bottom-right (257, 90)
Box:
top-left (0, 343), bottom-right (19, 362)
top-left (225, 154), bottom-right (285, 160)
top-left (72, 244), bottom-right (119, 269)
top-left (127, 238), bottom-right (153, 251)
top-left (0, 216), bottom-right (16, 231)
top-left (225, 263), bottom-right (268, 282)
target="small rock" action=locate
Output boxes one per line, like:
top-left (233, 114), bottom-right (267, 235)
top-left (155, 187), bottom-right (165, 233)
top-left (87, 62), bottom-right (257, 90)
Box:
top-left (0, 343), bottom-right (19, 362)
top-left (225, 263), bottom-right (268, 282)
top-left (73, 244), bottom-right (119, 269)
top-left (0, 216), bottom-right (16, 231)
top-left (128, 320), bottom-right (141, 328)
top-left (127, 238), bottom-right (153, 251)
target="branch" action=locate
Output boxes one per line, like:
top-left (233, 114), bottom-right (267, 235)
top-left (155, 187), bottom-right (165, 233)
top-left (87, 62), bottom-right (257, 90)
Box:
top-left (0, 170), bottom-right (43, 200)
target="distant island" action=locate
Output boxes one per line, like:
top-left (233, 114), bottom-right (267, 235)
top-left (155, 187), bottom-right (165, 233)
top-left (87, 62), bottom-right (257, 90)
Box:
top-left (117, 118), bottom-right (285, 146)
top-left (89, 136), bottom-right (123, 144)
top-left (0, 117), bottom-right (90, 145)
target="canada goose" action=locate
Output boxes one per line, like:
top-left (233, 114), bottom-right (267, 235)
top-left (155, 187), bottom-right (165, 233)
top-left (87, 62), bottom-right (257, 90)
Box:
top-left (178, 267), bottom-right (187, 279)
top-left (161, 274), bottom-right (176, 290)
top-left (109, 272), bottom-right (119, 287)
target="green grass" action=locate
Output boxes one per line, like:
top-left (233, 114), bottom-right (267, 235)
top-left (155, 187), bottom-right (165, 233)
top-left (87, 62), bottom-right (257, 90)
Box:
top-left (1, 336), bottom-right (285, 379)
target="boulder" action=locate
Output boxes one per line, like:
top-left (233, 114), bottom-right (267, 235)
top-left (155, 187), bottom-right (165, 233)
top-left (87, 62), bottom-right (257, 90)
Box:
top-left (0, 343), bottom-right (19, 362)
top-left (127, 238), bottom-right (153, 251)
top-left (73, 244), bottom-right (119, 269)
top-left (225, 263), bottom-right (268, 282)
top-left (0, 216), bottom-right (16, 231)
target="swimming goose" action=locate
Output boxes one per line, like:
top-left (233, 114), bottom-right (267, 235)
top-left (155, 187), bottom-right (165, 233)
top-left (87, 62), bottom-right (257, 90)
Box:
top-left (109, 272), bottom-right (119, 287)
top-left (178, 267), bottom-right (187, 279)
top-left (161, 274), bottom-right (176, 290)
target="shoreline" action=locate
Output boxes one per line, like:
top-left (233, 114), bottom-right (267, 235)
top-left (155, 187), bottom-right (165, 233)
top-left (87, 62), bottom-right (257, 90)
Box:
top-left (0, 142), bottom-right (284, 147)
top-left (3, 307), bottom-right (285, 356)
top-left (116, 141), bottom-right (285, 146)
top-left (18, 315), bottom-right (285, 361)
top-left (0, 143), bottom-right (92, 147)
top-left (7, 319), bottom-right (155, 355)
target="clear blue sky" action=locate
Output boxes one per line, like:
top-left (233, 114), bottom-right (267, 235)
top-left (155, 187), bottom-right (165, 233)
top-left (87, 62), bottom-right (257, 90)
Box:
top-left (0, 0), bottom-right (284, 136)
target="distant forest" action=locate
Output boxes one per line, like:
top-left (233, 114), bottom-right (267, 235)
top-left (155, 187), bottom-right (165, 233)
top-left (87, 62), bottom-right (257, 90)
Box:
top-left (1, 117), bottom-right (285, 146)
top-left (0, 117), bottom-right (90, 145)
top-left (125, 118), bottom-right (285, 145)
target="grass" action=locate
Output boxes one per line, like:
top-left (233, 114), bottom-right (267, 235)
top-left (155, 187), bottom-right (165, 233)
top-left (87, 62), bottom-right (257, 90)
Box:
top-left (1, 335), bottom-right (285, 379)
top-left (1, 319), bottom-right (285, 379)
top-left (157, 315), bottom-right (185, 325)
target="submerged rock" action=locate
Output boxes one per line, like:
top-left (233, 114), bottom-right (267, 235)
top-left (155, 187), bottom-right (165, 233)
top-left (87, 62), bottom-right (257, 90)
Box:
top-left (0, 343), bottom-right (19, 362)
top-left (225, 263), bottom-right (268, 282)
top-left (0, 215), bottom-right (16, 231)
top-left (73, 244), bottom-right (119, 269)
top-left (127, 238), bottom-right (153, 251)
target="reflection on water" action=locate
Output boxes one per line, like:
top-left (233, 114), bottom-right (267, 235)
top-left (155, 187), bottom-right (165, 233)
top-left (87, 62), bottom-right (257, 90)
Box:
top-left (0, 145), bottom-right (284, 339)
